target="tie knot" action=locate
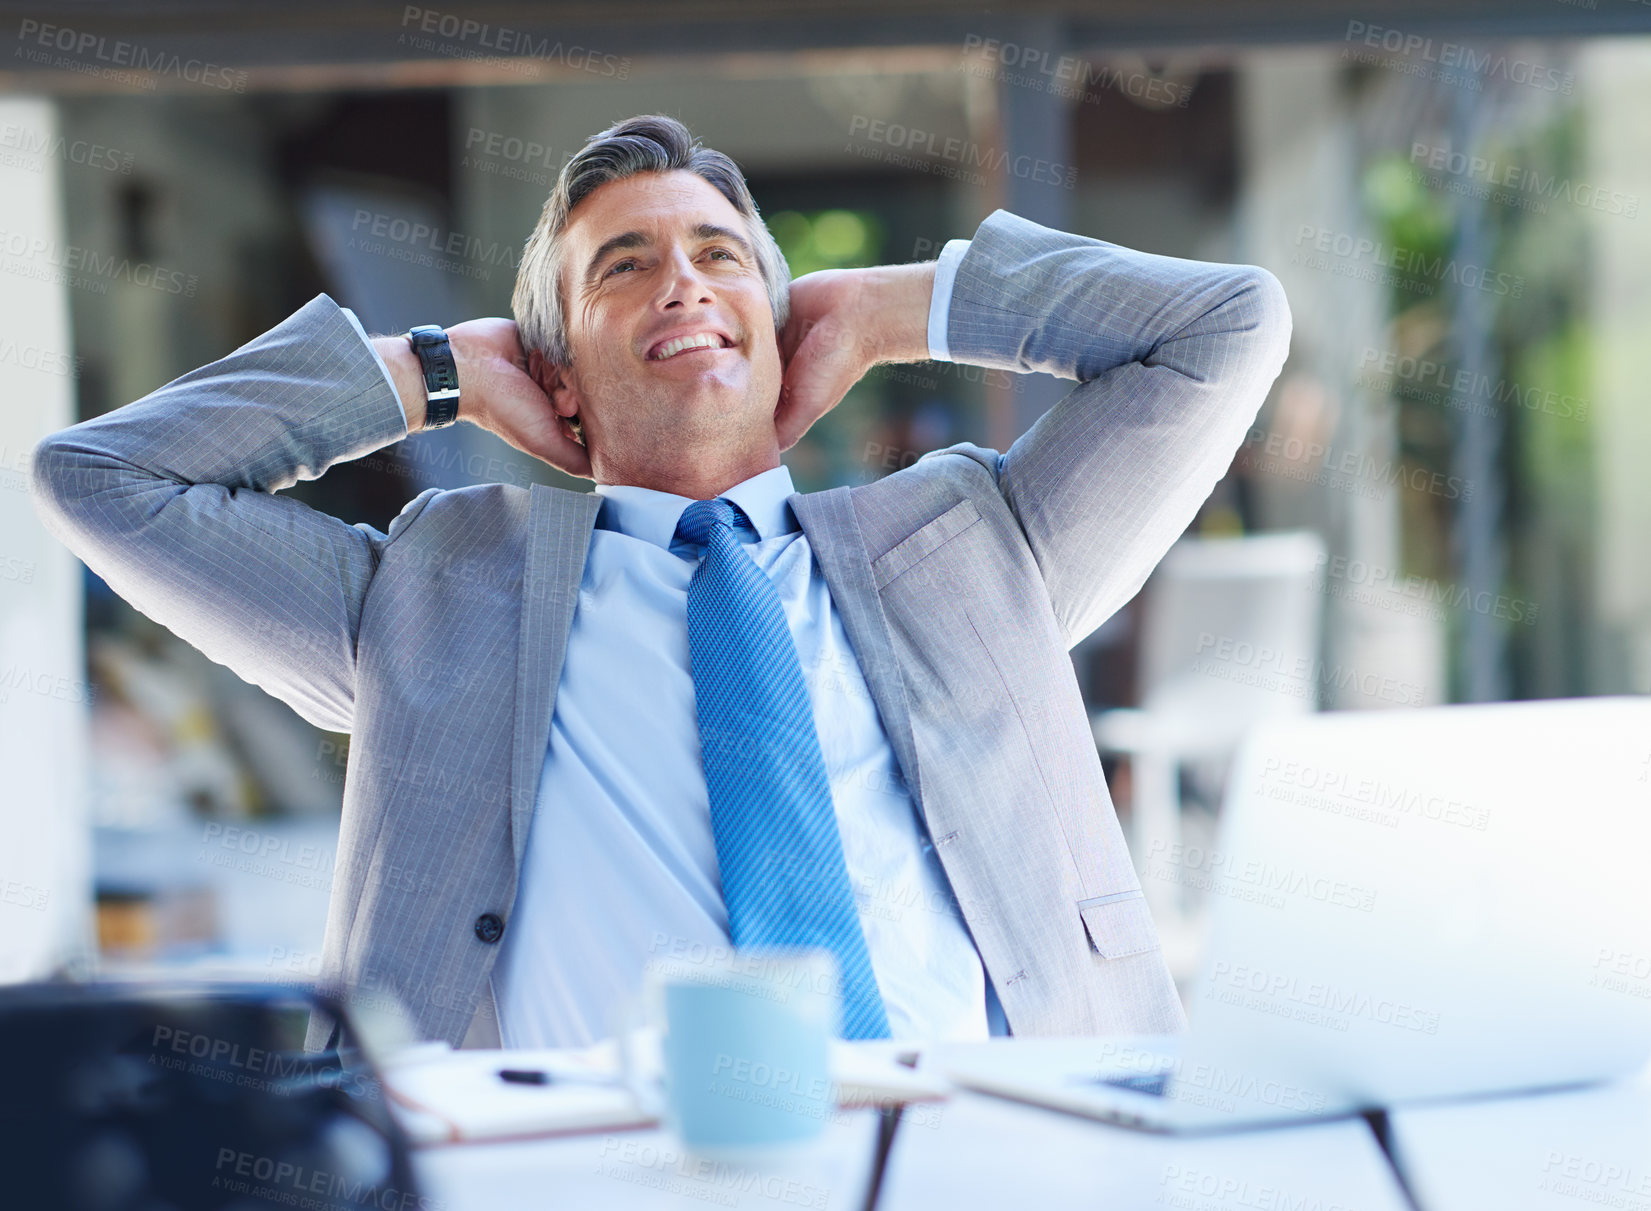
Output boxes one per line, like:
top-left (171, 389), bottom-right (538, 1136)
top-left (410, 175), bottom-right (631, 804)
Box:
top-left (674, 497), bottom-right (747, 548)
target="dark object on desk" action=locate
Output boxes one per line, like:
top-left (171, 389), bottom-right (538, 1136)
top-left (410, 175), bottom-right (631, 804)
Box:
top-left (0, 980), bottom-right (423, 1211)
top-left (496, 1066), bottom-right (618, 1087)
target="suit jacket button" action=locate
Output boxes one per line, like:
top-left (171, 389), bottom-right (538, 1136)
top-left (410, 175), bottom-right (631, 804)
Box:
top-left (474, 913), bottom-right (505, 944)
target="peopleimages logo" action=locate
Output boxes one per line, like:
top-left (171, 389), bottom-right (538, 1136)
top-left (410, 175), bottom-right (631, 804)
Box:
top-left (1342, 21), bottom-right (1574, 95)
top-left (595, 1137), bottom-right (828, 1209)
top-left (1292, 224), bottom-right (1523, 298)
top-left (458, 127), bottom-right (569, 188)
top-left (212, 1148), bottom-right (438, 1211)
top-left (1355, 348), bottom-right (1590, 424)
top-left (14, 19), bottom-right (248, 91)
top-left (1194, 631), bottom-right (1428, 708)
top-left (1310, 550), bottom-right (1540, 627)
top-left (348, 209), bottom-right (520, 281)
top-left (398, 5), bottom-right (630, 79)
top-left (0, 229), bottom-right (198, 296)
top-left (0, 122), bottom-right (135, 175)
top-left (1537, 1151), bottom-right (1651, 1203)
top-left (1408, 142), bottom-right (1637, 219)
top-left (1207, 960), bottom-right (1443, 1034)
top-left (1259, 754), bottom-right (1491, 831)
top-left (0, 659), bottom-right (95, 706)
top-left (846, 115), bottom-right (1077, 189)
top-left (958, 35), bottom-right (1192, 108)
top-left (1240, 424), bottom-right (1473, 502)
top-left (1145, 839), bottom-right (1379, 913)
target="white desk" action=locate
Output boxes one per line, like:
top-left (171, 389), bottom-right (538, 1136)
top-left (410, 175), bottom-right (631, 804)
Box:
top-left (878, 1091), bottom-right (1414, 1211)
top-left (413, 1110), bottom-right (885, 1211)
top-left (406, 1056), bottom-right (1651, 1210)
top-left (1387, 1068), bottom-right (1651, 1211)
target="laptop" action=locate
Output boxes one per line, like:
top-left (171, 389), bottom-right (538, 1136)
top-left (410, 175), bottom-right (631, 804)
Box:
top-left (939, 697), bottom-right (1651, 1131)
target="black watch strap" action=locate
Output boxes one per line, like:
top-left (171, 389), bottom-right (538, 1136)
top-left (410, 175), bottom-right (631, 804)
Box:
top-left (406, 325), bottom-right (460, 429)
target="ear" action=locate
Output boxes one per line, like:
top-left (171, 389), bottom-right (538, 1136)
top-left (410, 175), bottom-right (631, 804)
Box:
top-left (528, 349), bottom-right (583, 420)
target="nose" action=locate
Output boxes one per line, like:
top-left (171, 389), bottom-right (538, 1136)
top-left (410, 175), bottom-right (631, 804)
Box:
top-left (655, 244), bottom-right (714, 312)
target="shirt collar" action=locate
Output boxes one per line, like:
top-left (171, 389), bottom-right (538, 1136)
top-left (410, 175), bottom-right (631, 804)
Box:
top-left (593, 463), bottom-right (799, 552)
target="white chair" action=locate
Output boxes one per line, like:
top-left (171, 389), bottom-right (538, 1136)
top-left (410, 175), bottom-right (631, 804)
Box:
top-left (1091, 531), bottom-right (1327, 934)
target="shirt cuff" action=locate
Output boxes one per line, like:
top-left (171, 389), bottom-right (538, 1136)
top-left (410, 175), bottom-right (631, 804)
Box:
top-left (339, 306), bottom-right (410, 430)
top-left (926, 238), bottom-right (971, 363)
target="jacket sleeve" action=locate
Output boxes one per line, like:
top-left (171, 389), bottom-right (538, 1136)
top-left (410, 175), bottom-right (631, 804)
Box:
top-left (942, 209), bottom-right (1293, 647)
top-left (28, 293), bottom-right (438, 733)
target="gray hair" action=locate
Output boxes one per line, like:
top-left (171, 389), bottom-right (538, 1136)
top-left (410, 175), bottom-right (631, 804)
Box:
top-left (512, 114), bottom-right (791, 368)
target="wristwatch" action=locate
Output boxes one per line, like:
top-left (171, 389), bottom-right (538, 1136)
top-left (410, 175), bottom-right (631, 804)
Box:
top-left (405, 325), bottom-right (461, 429)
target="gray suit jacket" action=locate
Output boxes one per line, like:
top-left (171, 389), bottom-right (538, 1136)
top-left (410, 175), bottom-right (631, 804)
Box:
top-left (30, 210), bottom-right (1290, 1051)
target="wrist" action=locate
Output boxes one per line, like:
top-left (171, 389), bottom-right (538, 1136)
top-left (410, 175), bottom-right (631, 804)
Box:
top-left (860, 262), bottom-right (936, 365)
top-left (373, 335), bottom-right (431, 434)
top-left (442, 329), bottom-right (481, 426)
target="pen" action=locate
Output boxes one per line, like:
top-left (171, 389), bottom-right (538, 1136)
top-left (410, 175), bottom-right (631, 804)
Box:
top-left (496, 1067), bottom-right (618, 1086)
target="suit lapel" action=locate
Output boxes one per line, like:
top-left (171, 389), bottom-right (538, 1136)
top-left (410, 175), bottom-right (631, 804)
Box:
top-left (511, 483), bottom-right (602, 870)
top-left (789, 486), bottom-right (926, 815)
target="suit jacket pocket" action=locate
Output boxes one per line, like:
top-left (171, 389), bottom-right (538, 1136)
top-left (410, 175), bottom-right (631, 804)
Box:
top-left (871, 498), bottom-right (982, 590)
top-left (1078, 891), bottom-right (1161, 959)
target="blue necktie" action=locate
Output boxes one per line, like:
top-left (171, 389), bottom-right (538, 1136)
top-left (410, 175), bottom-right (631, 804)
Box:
top-left (674, 496), bottom-right (891, 1040)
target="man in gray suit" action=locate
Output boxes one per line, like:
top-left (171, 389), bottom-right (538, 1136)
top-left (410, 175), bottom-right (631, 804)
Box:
top-left (30, 114), bottom-right (1290, 1052)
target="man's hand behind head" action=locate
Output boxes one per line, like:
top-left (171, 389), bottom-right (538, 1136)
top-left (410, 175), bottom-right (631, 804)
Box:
top-left (448, 317), bottom-right (593, 481)
top-left (777, 269), bottom-right (876, 452)
top-left (776, 263), bottom-right (937, 453)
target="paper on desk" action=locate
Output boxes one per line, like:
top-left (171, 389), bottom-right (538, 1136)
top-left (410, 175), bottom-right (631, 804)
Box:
top-left (381, 1034), bottom-right (949, 1146)
top-left (380, 1037), bottom-right (646, 1145)
top-left (831, 1039), bottom-right (949, 1108)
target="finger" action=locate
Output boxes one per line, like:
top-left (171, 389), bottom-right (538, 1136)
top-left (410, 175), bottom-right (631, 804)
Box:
top-left (500, 400), bottom-right (593, 479)
top-left (778, 315), bottom-right (811, 364)
top-left (776, 367), bottom-right (845, 451)
top-left (774, 385), bottom-right (804, 452)
top-left (777, 350), bottom-right (815, 420)
top-left (543, 417), bottom-right (594, 479)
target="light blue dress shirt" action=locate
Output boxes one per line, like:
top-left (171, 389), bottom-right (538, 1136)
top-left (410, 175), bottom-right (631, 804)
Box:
top-left (350, 237), bottom-right (1000, 1046)
top-left (487, 462), bottom-right (1008, 1046)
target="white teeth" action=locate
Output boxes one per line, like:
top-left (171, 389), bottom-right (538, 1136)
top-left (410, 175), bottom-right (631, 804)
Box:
top-left (652, 333), bottom-right (725, 360)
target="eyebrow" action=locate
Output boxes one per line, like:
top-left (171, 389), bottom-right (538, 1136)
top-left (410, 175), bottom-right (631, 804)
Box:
top-left (582, 223), bottom-right (756, 289)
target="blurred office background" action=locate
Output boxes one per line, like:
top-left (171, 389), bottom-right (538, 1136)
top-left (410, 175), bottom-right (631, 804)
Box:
top-left (3, 3), bottom-right (1649, 1004)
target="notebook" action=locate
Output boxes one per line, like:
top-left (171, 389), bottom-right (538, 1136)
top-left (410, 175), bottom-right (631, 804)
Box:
top-left (381, 1033), bottom-right (950, 1145)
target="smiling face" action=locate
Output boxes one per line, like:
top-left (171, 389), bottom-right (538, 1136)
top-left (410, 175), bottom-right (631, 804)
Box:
top-left (543, 169), bottom-right (785, 487)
